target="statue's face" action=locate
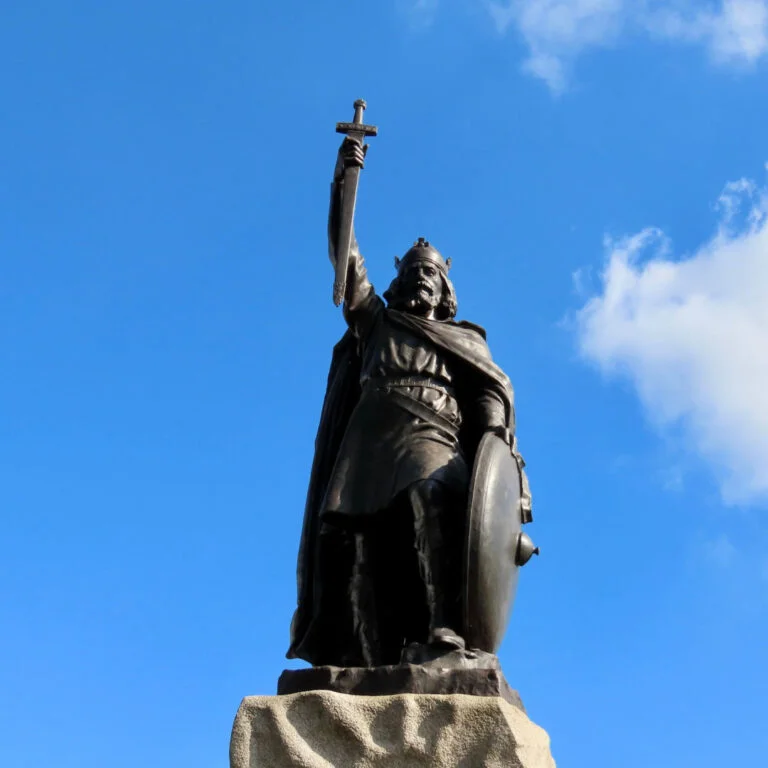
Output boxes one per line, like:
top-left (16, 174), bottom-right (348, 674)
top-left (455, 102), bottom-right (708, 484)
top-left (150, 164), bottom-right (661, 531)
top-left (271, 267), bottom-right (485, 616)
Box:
top-left (399, 260), bottom-right (443, 317)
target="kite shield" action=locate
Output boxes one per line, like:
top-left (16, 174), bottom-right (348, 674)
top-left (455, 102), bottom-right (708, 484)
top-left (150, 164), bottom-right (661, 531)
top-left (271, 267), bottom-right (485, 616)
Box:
top-left (463, 431), bottom-right (526, 653)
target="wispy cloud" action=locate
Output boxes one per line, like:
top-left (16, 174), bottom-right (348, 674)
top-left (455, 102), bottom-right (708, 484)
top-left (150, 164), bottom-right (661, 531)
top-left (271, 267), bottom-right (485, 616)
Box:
top-left (485, 0), bottom-right (768, 91)
top-left (487, 0), bottom-right (625, 91)
top-left (574, 166), bottom-right (768, 506)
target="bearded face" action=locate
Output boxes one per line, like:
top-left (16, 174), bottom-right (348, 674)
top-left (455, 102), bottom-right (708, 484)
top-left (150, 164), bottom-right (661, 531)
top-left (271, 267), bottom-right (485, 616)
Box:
top-left (398, 261), bottom-right (444, 317)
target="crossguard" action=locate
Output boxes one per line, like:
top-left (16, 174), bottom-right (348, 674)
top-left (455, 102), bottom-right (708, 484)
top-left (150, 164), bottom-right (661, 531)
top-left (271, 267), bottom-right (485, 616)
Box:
top-left (336, 98), bottom-right (378, 138)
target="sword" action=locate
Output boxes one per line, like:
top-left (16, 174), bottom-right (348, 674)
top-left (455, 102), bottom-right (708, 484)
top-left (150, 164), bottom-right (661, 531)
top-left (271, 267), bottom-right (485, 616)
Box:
top-left (333, 99), bottom-right (378, 306)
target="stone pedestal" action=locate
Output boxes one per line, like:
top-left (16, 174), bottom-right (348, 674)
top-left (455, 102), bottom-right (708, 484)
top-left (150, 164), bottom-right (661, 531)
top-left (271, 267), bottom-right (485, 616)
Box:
top-left (230, 690), bottom-right (556, 768)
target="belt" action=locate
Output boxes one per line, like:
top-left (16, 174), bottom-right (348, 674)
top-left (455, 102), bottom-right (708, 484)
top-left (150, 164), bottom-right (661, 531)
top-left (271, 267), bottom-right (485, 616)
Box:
top-left (364, 378), bottom-right (461, 433)
top-left (365, 375), bottom-right (456, 399)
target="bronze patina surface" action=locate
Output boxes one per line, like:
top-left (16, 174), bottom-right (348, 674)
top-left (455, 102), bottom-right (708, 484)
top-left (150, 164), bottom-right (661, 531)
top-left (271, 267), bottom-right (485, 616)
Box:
top-left (287, 100), bottom-right (537, 676)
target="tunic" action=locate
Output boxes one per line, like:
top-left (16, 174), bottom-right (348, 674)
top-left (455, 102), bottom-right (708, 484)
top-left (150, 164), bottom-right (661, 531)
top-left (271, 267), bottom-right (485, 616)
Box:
top-left (321, 252), bottom-right (503, 518)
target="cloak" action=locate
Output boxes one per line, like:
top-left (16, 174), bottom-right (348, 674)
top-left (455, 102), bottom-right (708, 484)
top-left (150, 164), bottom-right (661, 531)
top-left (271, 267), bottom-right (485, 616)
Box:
top-left (287, 308), bottom-right (523, 664)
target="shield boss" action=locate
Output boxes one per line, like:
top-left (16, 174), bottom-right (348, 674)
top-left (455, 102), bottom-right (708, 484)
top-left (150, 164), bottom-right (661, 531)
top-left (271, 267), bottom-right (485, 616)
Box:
top-left (463, 431), bottom-right (524, 652)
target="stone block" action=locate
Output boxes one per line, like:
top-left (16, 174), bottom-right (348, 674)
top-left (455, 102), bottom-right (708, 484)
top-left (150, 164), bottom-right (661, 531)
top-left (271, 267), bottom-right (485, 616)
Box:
top-left (230, 690), bottom-right (556, 768)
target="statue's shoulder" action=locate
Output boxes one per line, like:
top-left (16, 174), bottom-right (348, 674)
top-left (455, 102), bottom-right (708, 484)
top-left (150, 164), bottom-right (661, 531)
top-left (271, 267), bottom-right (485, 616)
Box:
top-left (453, 319), bottom-right (488, 340)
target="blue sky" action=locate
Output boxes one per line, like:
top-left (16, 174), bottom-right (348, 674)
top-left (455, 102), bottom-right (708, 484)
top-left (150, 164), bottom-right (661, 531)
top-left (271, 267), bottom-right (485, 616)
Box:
top-left (2, 1), bottom-right (767, 766)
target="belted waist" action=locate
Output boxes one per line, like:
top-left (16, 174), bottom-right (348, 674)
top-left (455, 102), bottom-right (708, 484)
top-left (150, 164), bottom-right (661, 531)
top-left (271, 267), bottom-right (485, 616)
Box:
top-left (363, 375), bottom-right (456, 398)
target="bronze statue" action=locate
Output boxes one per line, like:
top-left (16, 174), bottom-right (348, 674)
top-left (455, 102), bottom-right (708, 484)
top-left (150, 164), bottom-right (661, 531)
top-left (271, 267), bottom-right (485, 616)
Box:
top-left (287, 101), bottom-right (536, 672)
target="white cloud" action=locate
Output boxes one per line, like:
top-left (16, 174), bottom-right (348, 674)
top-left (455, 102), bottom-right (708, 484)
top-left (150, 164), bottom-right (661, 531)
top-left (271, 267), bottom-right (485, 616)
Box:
top-left (488, 0), bottom-right (625, 91)
top-left (647, 1), bottom-right (768, 63)
top-left (574, 169), bottom-right (768, 505)
top-left (485, 0), bottom-right (768, 90)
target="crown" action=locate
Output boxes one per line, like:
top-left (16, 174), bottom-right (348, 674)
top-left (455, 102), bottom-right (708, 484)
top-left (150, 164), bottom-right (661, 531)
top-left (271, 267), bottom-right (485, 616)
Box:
top-left (394, 238), bottom-right (452, 273)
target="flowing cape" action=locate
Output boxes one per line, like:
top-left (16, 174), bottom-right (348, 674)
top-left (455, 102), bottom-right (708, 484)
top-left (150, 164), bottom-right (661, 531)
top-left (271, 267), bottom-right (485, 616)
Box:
top-left (287, 309), bottom-right (517, 662)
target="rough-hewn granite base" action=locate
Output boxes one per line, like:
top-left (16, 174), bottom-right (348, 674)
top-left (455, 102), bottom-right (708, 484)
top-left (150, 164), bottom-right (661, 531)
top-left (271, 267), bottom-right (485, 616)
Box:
top-left (230, 690), bottom-right (556, 768)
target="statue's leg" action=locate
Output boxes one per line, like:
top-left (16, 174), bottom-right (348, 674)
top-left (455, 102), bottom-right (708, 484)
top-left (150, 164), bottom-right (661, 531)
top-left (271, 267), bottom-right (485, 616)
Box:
top-left (350, 528), bottom-right (382, 666)
top-left (409, 479), bottom-right (465, 651)
top-left (312, 519), bottom-right (365, 667)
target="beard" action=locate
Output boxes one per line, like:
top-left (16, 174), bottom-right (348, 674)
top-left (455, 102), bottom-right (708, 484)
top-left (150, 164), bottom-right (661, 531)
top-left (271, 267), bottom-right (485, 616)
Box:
top-left (403, 285), bottom-right (440, 315)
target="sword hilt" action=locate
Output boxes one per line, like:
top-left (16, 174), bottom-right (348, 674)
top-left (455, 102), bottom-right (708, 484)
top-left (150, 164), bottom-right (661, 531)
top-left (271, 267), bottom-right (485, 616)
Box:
top-left (336, 98), bottom-right (378, 139)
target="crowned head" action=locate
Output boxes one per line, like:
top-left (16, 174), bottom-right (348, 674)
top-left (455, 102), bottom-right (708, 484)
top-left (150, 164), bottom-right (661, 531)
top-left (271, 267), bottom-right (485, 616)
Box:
top-left (383, 238), bottom-right (457, 320)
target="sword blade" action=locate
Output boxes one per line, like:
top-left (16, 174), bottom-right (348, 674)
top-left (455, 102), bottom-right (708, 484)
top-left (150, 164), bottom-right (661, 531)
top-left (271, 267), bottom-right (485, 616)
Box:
top-left (333, 163), bottom-right (361, 306)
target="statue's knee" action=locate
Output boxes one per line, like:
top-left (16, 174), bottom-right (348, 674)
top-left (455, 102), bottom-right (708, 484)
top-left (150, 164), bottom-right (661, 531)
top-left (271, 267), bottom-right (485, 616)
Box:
top-left (410, 478), bottom-right (443, 499)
